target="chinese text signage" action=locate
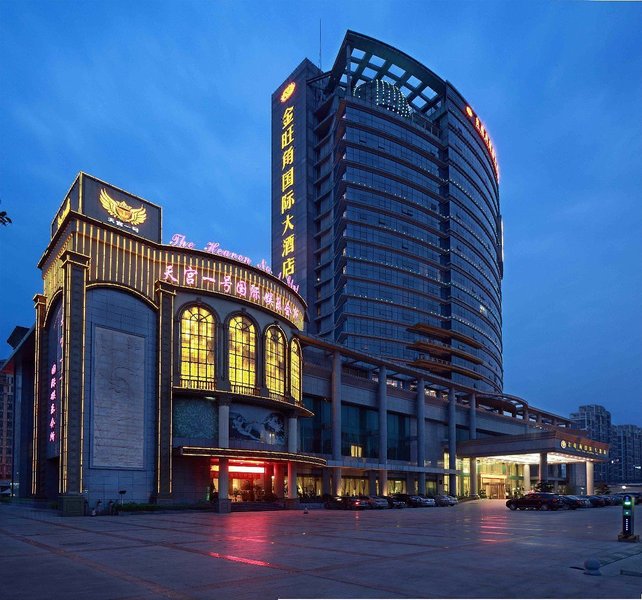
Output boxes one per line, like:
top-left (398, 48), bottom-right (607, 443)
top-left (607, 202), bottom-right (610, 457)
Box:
top-left (280, 83), bottom-right (296, 282)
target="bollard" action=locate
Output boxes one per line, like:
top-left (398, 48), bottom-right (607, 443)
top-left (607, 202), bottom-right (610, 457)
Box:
top-left (583, 559), bottom-right (601, 576)
top-left (618, 494), bottom-right (640, 542)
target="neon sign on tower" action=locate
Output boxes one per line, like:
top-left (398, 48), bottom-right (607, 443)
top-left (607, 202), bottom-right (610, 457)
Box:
top-left (279, 82), bottom-right (297, 282)
top-left (465, 105), bottom-right (499, 181)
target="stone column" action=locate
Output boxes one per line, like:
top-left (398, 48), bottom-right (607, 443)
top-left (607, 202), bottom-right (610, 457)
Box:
top-left (332, 467), bottom-right (342, 495)
top-left (448, 388), bottom-right (457, 495)
top-left (263, 465), bottom-right (272, 495)
top-left (406, 473), bottom-right (416, 495)
top-left (218, 400), bottom-right (230, 448)
top-left (523, 463), bottom-right (531, 492)
top-left (273, 464), bottom-right (284, 498)
top-left (288, 416), bottom-right (298, 453)
top-left (378, 367), bottom-right (387, 465)
top-left (286, 462), bottom-right (299, 508)
top-left (32, 294), bottom-right (47, 498)
top-left (470, 458), bottom-right (478, 497)
top-left (586, 461), bottom-right (594, 495)
top-left (418, 473), bottom-right (426, 495)
top-left (59, 252), bottom-right (90, 515)
top-left (216, 458), bottom-right (231, 513)
top-left (539, 452), bottom-right (548, 484)
top-left (322, 468), bottom-right (332, 496)
top-left (368, 471), bottom-right (378, 496)
top-left (155, 281), bottom-right (176, 502)
top-left (379, 469), bottom-right (388, 496)
top-left (331, 352), bottom-right (342, 461)
top-left (469, 393), bottom-right (477, 440)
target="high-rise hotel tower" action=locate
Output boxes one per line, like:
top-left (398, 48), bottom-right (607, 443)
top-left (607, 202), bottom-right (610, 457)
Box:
top-left (272, 31), bottom-right (503, 393)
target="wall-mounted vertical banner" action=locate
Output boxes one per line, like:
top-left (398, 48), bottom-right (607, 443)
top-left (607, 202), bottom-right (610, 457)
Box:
top-left (280, 83), bottom-right (297, 281)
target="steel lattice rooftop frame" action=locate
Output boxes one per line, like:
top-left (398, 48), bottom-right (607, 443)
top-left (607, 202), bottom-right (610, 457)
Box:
top-left (320, 30), bottom-right (448, 118)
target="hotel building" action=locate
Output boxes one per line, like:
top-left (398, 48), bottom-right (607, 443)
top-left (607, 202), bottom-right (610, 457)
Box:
top-left (5, 173), bottom-right (608, 514)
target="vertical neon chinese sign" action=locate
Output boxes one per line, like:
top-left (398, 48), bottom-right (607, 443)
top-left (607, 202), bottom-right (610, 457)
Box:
top-left (280, 82), bottom-right (296, 281)
top-left (49, 306), bottom-right (63, 450)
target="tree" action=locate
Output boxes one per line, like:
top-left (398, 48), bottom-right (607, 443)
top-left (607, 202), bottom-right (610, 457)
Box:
top-left (596, 482), bottom-right (611, 495)
top-left (0, 211), bottom-right (11, 225)
top-left (533, 480), bottom-right (554, 493)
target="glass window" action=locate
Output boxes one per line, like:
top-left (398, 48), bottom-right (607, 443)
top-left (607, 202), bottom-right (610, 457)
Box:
top-left (180, 306), bottom-right (215, 389)
top-left (228, 315), bottom-right (256, 391)
top-left (290, 339), bottom-right (302, 403)
top-left (265, 326), bottom-right (286, 396)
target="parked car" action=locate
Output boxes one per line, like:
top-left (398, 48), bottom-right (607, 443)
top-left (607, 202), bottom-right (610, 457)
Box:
top-left (324, 496), bottom-right (346, 510)
top-left (445, 494), bottom-right (459, 506)
top-left (345, 495), bottom-right (372, 510)
top-left (415, 495), bottom-right (436, 507)
top-left (578, 495), bottom-right (606, 507)
top-left (506, 493), bottom-right (564, 511)
top-left (385, 496), bottom-right (407, 509)
top-left (392, 493), bottom-right (431, 507)
top-left (560, 495), bottom-right (584, 510)
top-left (367, 495), bottom-right (390, 509)
top-left (431, 494), bottom-right (453, 507)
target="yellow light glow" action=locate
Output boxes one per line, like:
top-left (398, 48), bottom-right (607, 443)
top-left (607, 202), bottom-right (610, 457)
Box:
top-left (280, 82), bottom-right (296, 103)
top-left (211, 465), bottom-right (265, 474)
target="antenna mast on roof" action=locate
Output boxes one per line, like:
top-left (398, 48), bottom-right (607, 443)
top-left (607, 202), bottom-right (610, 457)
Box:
top-left (319, 19), bottom-right (322, 70)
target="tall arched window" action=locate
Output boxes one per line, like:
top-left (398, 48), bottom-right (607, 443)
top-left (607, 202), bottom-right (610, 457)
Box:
top-left (180, 306), bottom-right (215, 389)
top-left (290, 339), bottom-right (302, 403)
top-left (265, 326), bottom-right (286, 396)
top-left (228, 315), bottom-right (256, 391)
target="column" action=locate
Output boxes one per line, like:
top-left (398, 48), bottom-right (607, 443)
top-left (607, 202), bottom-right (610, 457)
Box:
top-left (273, 464), bottom-right (284, 498)
top-left (263, 465), bottom-right (272, 496)
top-left (332, 466), bottom-right (342, 495)
top-left (469, 393), bottom-right (477, 440)
top-left (470, 458), bottom-right (478, 497)
top-left (448, 388), bottom-right (457, 495)
top-left (286, 462), bottom-right (299, 508)
top-left (218, 400), bottom-right (230, 448)
top-left (368, 471), bottom-right (378, 496)
top-left (418, 473), bottom-right (426, 495)
top-left (539, 452), bottom-right (548, 484)
top-left (523, 463), bottom-right (531, 492)
top-left (288, 416), bottom-right (298, 453)
top-left (586, 461), bottom-right (594, 495)
top-left (406, 473), bottom-right (416, 495)
top-left (378, 366), bottom-right (387, 464)
top-left (155, 281), bottom-right (176, 501)
top-left (379, 469), bottom-right (388, 496)
top-left (60, 252), bottom-right (90, 515)
top-left (322, 468), bottom-right (331, 496)
top-left (217, 458), bottom-right (230, 513)
top-left (331, 352), bottom-right (342, 461)
top-left (32, 294), bottom-right (47, 498)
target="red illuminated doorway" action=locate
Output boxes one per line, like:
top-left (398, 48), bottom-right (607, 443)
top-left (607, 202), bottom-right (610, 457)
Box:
top-left (210, 460), bottom-right (271, 502)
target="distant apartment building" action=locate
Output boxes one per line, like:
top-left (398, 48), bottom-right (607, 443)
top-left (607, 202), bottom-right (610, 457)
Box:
top-left (570, 405), bottom-right (611, 483)
top-left (0, 359), bottom-right (14, 491)
top-left (610, 424), bottom-right (642, 484)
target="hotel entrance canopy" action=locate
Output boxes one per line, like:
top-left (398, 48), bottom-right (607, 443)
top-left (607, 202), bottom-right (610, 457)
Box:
top-left (457, 430), bottom-right (609, 464)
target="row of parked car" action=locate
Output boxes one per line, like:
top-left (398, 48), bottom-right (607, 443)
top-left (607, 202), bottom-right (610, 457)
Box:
top-left (506, 492), bottom-right (632, 511)
top-left (324, 493), bottom-right (459, 510)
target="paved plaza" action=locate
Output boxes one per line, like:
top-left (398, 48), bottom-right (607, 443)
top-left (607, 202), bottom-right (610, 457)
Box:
top-left (1, 500), bottom-right (641, 599)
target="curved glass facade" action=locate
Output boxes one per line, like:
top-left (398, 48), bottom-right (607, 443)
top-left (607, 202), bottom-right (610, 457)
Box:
top-left (272, 31), bottom-right (503, 392)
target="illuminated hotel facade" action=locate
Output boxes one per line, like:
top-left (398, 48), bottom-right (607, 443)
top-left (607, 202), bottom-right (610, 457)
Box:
top-left (5, 173), bottom-right (609, 514)
top-left (271, 31), bottom-right (503, 393)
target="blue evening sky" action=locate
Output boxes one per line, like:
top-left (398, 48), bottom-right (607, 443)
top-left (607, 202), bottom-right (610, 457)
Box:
top-left (1, 1), bottom-right (640, 424)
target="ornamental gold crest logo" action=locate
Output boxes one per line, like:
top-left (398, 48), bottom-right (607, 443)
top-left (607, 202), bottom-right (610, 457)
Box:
top-left (99, 189), bottom-right (147, 225)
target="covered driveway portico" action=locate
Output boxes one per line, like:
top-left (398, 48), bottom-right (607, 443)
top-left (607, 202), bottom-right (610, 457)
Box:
top-left (457, 430), bottom-right (609, 496)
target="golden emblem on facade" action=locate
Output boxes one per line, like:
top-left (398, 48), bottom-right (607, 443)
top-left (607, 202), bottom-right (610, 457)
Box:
top-left (99, 189), bottom-right (147, 225)
top-left (280, 82), bottom-right (296, 103)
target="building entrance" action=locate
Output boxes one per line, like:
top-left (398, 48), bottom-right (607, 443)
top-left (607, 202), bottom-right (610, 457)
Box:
top-left (482, 478), bottom-right (506, 499)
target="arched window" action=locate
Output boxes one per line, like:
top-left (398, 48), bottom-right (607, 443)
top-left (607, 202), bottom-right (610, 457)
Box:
top-left (265, 326), bottom-right (286, 396)
top-left (228, 315), bottom-right (256, 391)
top-left (290, 339), bottom-right (302, 403)
top-left (180, 306), bottom-right (215, 389)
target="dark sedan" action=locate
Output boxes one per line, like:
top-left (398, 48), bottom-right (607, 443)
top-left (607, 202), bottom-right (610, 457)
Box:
top-left (506, 493), bottom-right (564, 511)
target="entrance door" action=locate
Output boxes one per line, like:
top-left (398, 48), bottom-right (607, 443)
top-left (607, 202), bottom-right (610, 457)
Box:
top-left (483, 479), bottom-right (506, 499)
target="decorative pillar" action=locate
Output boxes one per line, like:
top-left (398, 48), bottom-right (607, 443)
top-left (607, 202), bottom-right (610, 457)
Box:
top-left (155, 281), bottom-right (176, 501)
top-left (286, 462), bottom-right (299, 509)
top-left (32, 294), bottom-right (47, 498)
top-left (288, 416), bottom-right (298, 453)
top-left (218, 400), bottom-right (230, 448)
top-left (216, 458), bottom-right (231, 513)
top-left (332, 466), bottom-right (342, 495)
top-left (470, 458), bottom-right (478, 497)
top-left (378, 469), bottom-right (388, 496)
top-left (586, 461), bottom-right (594, 495)
top-left (469, 393), bottom-right (477, 440)
top-left (322, 468), bottom-right (331, 496)
top-left (378, 366), bottom-right (387, 464)
top-left (448, 388), bottom-right (457, 495)
top-left (416, 379), bottom-right (426, 490)
top-left (539, 452), bottom-right (548, 484)
top-left (273, 464), bottom-right (284, 498)
top-left (523, 463), bottom-right (531, 492)
top-left (368, 470), bottom-right (377, 496)
top-left (331, 352), bottom-right (342, 461)
top-left (59, 251), bottom-right (90, 515)
top-left (406, 473), bottom-right (416, 495)
top-left (263, 465), bottom-right (272, 495)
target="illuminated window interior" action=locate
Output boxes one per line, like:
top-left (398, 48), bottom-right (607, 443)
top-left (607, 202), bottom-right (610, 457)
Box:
top-left (180, 306), bottom-right (215, 389)
top-left (229, 315), bottom-right (256, 391)
top-left (350, 444), bottom-right (363, 458)
top-left (265, 326), bottom-right (286, 396)
top-left (290, 339), bottom-right (302, 403)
